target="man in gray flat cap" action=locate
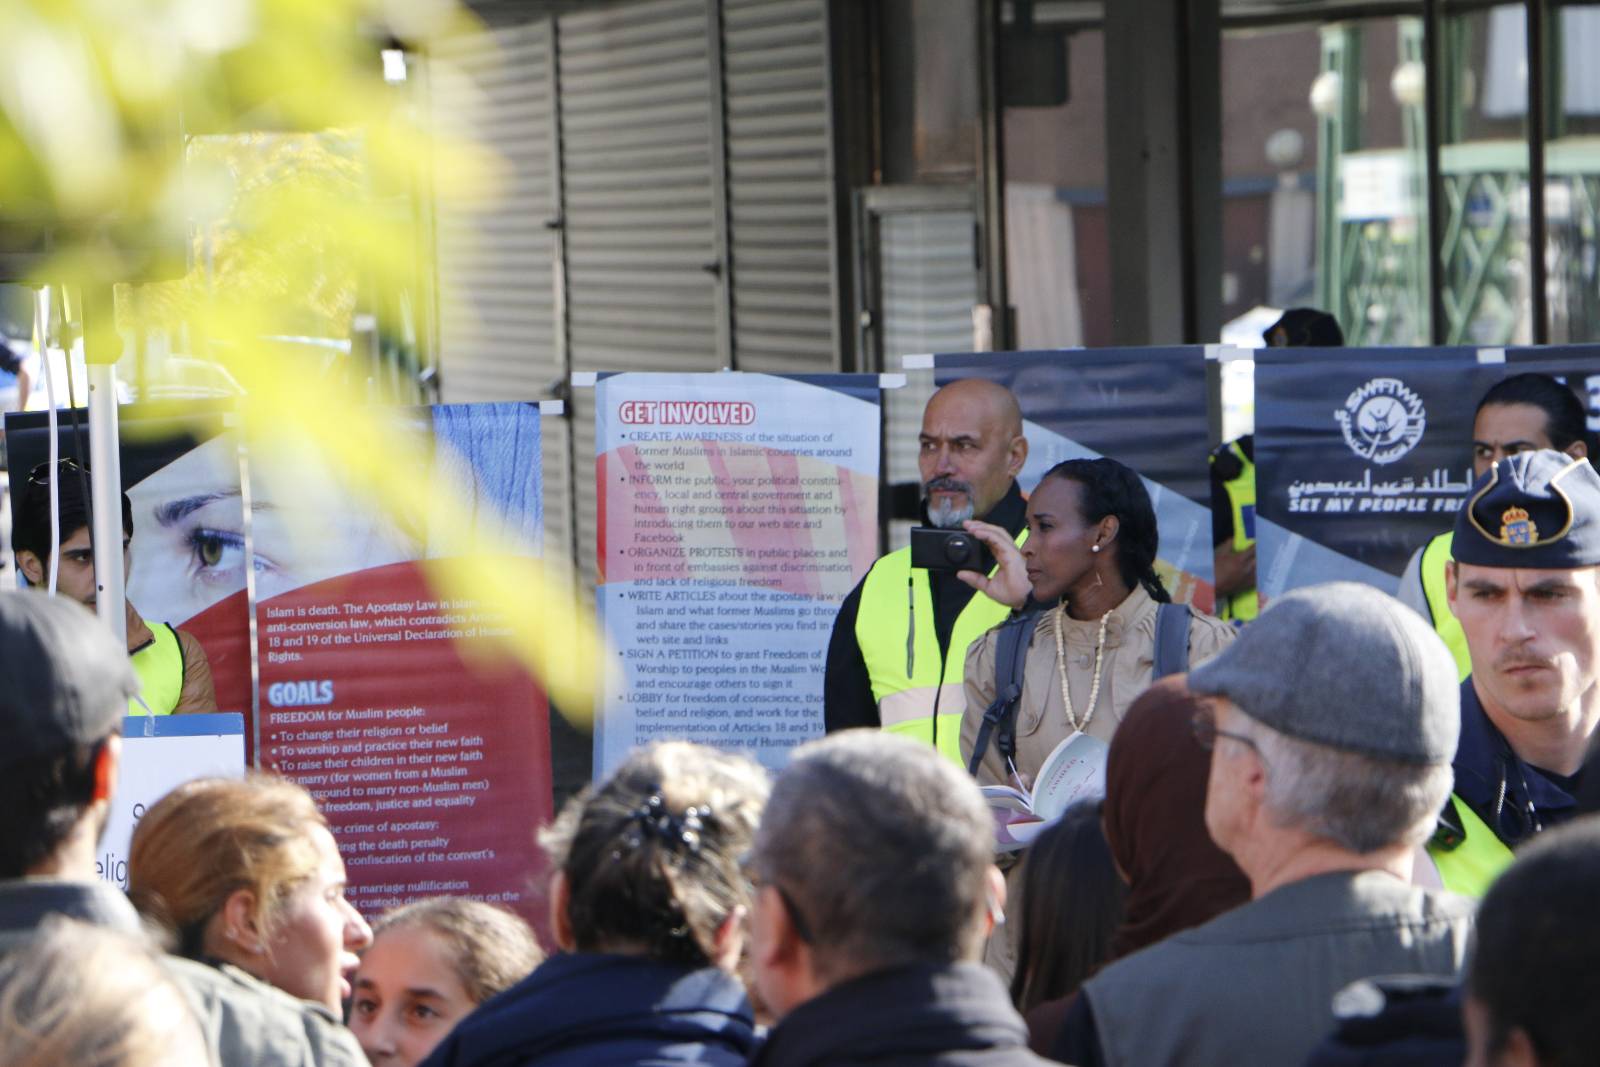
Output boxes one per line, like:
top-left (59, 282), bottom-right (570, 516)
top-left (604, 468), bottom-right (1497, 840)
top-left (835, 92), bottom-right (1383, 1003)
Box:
top-left (1050, 582), bottom-right (1473, 1067)
top-left (1428, 449), bottom-right (1600, 897)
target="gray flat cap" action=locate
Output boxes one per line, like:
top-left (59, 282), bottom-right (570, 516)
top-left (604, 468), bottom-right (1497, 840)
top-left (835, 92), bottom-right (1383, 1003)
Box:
top-left (1188, 581), bottom-right (1459, 765)
top-left (0, 592), bottom-right (135, 765)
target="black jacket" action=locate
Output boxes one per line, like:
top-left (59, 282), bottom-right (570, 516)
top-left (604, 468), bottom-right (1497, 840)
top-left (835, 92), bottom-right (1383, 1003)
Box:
top-left (1303, 976), bottom-right (1465, 1067)
top-left (418, 952), bottom-right (757, 1067)
top-left (751, 962), bottom-right (1053, 1067)
top-left (824, 482), bottom-right (1028, 733)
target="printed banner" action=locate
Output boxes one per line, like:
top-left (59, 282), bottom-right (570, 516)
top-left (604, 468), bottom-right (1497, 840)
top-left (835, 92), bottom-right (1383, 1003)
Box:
top-left (1254, 346), bottom-right (1600, 598)
top-left (930, 349), bottom-right (1217, 608)
top-left (5, 403), bottom-right (553, 925)
top-left (100, 713), bottom-right (247, 890)
top-left (593, 372), bottom-right (881, 775)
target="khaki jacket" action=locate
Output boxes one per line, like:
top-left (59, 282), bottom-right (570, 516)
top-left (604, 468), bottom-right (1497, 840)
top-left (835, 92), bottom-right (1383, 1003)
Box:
top-left (175, 957), bottom-right (368, 1067)
top-left (961, 586), bottom-right (1235, 787)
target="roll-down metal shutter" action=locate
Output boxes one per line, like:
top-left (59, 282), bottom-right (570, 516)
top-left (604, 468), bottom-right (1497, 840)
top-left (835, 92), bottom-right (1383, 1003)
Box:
top-left (863, 191), bottom-right (981, 551)
top-left (427, 22), bottom-right (572, 562)
top-left (722, 0), bottom-right (838, 374)
top-left (558, 0), bottom-right (722, 597)
top-left (434, 0), bottom-right (844, 604)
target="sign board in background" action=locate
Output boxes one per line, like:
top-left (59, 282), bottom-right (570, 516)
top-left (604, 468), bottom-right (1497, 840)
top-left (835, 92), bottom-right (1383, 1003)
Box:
top-left (926, 348), bottom-right (1218, 608)
top-left (8, 402), bottom-right (556, 927)
top-left (100, 713), bottom-right (246, 890)
top-left (590, 372), bottom-right (883, 775)
top-left (1254, 346), bottom-right (1600, 599)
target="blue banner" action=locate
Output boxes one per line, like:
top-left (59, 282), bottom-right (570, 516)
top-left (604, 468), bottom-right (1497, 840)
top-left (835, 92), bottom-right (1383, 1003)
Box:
top-left (1255, 345), bottom-right (1600, 598)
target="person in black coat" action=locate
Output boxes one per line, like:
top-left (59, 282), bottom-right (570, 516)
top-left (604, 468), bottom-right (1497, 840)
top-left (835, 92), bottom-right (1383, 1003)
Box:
top-left (419, 742), bottom-right (769, 1067)
top-left (745, 731), bottom-right (1052, 1067)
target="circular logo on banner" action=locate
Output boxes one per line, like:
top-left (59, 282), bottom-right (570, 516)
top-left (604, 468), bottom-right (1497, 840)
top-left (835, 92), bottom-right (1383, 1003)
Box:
top-left (1335, 378), bottom-right (1427, 465)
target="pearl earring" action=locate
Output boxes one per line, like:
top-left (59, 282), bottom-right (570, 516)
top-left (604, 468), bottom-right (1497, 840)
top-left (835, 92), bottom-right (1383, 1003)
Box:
top-left (1091, 544), bottom-right (1101, 553)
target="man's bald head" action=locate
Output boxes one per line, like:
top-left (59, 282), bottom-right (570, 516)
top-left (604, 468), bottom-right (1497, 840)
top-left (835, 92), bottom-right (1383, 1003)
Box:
top-left (918, 379), bottom-right (1029, 526)
top-left (925, 379), bottom-right (1024, 439)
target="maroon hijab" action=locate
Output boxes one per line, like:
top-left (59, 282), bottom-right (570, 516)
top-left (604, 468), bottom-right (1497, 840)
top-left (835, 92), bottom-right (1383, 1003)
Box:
top-left (1103, 674), bottom-right (1251, 960)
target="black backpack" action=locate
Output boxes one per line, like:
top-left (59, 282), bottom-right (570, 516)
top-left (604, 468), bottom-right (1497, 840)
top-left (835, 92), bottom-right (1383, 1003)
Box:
top-left (966, 602), bottom-right (1191, 776)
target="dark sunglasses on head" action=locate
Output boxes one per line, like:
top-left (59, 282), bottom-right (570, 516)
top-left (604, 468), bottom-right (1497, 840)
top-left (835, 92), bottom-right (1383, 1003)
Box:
top-left (27, 457), bottom-right (89, 487)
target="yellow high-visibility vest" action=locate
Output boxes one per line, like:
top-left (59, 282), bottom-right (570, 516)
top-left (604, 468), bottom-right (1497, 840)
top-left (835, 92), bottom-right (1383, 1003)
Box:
top-left (1214, 441), bottom-right (1257, 623)
top-left (1419, 532), bottom-right (1472, 682)
top-left (129, 621), bottom-right (183, 716)
top-left (1426, 793), bottom-right (1515, 898)
top-left (854, 532), bottom-right (1027, 765)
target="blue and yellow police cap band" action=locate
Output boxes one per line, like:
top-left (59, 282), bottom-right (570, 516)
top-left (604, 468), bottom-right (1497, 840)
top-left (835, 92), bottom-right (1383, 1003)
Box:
top-left (1452, 450), bottom-right (1600, 569)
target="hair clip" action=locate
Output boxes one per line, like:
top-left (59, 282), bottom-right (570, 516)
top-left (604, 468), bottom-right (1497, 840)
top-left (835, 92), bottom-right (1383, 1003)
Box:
top-left (624, 793), bottom-right (714, 856)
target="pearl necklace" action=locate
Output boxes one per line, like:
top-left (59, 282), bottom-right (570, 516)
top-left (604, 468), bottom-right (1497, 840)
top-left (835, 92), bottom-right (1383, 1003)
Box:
top-left (1054, 603), bottom-right (1111, 734)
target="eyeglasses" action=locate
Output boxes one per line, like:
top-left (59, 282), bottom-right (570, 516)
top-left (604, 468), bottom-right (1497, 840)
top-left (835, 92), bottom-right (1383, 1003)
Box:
top-left (740, 852), bottom-right (814, 944)
top-left (1192, 710), bottom-right (1264, 760)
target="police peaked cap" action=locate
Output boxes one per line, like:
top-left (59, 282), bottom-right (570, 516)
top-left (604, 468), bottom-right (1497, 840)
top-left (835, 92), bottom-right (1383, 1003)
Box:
top-left (1452, 450), bottom-right (1600, 569)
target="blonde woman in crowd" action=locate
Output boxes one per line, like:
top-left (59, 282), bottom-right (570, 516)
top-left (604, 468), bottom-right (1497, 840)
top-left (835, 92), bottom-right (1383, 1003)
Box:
top-left (421, 741), bottom-right (769, 1067)
top-left (351, 897), bottom-right (543, 1067)
top-left (127, 774), bottom-right (373, 1015)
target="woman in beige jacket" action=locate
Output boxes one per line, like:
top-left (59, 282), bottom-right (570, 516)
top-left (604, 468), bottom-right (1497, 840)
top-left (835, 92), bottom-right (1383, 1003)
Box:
top-left (958, 457), bottom-right (1235, 982)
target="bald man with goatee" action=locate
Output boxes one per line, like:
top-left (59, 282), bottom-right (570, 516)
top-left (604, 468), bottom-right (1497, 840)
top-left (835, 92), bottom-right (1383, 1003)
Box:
top-left (824, 379), bottom-right (1028, 764)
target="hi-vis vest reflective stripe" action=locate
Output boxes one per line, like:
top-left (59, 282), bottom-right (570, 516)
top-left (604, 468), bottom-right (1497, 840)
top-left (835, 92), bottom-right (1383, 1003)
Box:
top-left (129, 622), bottom-right (183, 716)
top-left (1217, 442), bottom-right (1258, 623)
top-left (855, 532), bottom-right (1027, 765)
top-left (1419, 532), bottom-right (1472, 682)
top-left (1426, 794), bottom-right (1515, 898)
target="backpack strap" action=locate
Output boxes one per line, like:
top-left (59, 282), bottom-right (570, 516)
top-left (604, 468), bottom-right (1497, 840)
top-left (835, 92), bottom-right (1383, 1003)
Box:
top-left (967, 609), bottom-right (1042, 776)
top-left (1152, 602), bottom-right (1191, 680)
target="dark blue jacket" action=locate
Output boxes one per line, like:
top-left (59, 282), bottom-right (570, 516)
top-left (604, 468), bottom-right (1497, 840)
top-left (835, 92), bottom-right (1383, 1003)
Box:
top-left (1303, 976), bottom-right (1465, 1067)
top-left (418, 953), bottom-right (758, 1067)
top-left (1453, 679), bottom-right (1580, 848)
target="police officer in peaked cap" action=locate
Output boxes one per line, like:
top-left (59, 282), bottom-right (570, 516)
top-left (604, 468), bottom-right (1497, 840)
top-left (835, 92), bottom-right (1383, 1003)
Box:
top-left (1427, 450), bottom-right (1600, 896)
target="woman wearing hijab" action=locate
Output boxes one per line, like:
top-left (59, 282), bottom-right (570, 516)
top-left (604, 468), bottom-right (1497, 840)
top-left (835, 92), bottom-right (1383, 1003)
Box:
top-left (1036, 676), bottom-right (1252, 1061)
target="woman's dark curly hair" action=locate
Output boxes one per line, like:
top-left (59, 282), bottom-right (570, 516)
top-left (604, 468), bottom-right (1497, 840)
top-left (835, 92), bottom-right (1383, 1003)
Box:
top-left (1040, 457), bottom-right (1170, 603)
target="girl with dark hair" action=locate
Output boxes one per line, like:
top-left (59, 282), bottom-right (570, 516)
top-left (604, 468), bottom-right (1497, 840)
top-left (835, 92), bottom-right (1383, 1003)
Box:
top-left (1009, 801), bottom-right (1125, 1019)
top-left (957, 457), bottom-right (1234, 980)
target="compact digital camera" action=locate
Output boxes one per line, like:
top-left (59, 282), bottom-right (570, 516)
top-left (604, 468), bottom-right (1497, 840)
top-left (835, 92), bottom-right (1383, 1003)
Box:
top-left (909, 526), bottom-right (996, 573)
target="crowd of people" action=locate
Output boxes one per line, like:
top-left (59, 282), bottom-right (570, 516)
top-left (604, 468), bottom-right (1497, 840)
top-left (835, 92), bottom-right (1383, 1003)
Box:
top-left (6, 340), bottom-right (1600, 1066)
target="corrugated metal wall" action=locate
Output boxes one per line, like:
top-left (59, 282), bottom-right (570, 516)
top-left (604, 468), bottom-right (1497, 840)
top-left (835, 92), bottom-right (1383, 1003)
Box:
top-left (559, 0), bottom-right (723, 598)
top-left (428, 22), bottom-right (573, 567)
top-left (870, 199), bottom-right (980, 551)
top-left (722, 0), bottom-right (838, 374)
top-left (428, 0), bottom-right (839, 601)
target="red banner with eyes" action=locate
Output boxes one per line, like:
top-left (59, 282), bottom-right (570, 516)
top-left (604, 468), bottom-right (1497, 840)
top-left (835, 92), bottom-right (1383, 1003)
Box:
top-left (250, 559), bottom-right (553, 929)
top-left (34, 402), bottom-right (559, 935)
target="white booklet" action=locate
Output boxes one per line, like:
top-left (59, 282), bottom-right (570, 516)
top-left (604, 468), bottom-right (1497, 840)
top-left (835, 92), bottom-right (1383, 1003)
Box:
top-left (980, 731), bottom-right (1110, 853)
